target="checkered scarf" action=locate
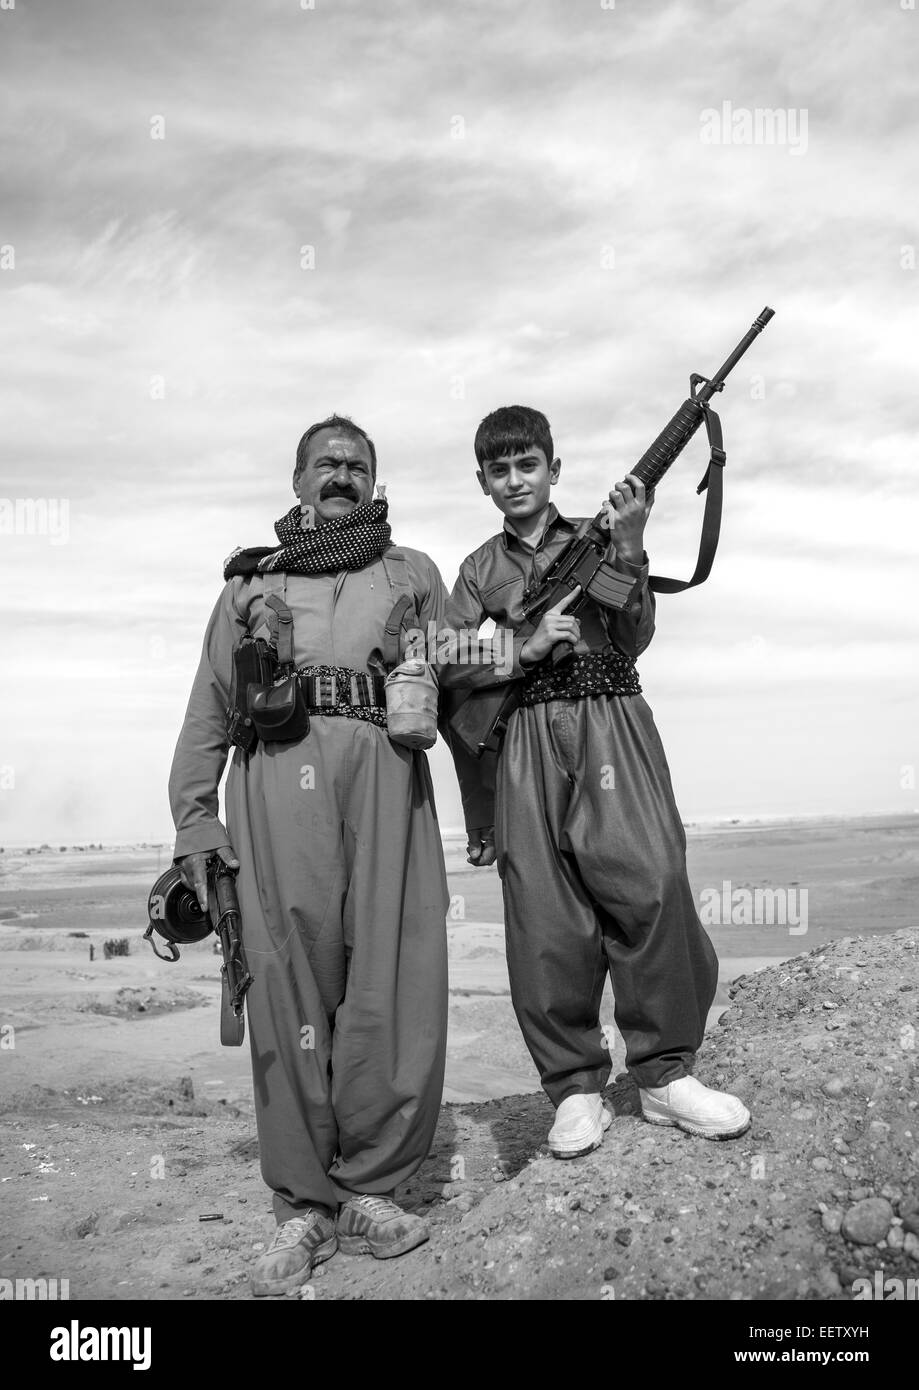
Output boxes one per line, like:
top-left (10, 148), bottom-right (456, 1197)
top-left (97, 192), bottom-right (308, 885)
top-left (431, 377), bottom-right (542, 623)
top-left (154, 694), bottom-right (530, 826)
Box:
top-left (224, 499), bottom-right (392, 579)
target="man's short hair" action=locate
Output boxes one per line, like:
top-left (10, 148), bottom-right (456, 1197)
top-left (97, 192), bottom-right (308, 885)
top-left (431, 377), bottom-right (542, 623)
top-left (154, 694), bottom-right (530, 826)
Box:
top-left (474, 405), bottom-right (554, 468)
top-left (295, 414), bottom-right (377, 477)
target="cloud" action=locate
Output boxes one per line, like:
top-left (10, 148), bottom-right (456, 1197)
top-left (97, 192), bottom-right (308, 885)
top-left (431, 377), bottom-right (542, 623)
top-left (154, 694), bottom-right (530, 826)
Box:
top-left (1, 0), bottom-right (916, 838)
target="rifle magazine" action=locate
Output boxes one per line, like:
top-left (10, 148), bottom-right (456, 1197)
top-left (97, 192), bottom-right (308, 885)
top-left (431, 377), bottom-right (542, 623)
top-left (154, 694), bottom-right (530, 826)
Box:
top-left (585, 562), bottom-right (637, 610)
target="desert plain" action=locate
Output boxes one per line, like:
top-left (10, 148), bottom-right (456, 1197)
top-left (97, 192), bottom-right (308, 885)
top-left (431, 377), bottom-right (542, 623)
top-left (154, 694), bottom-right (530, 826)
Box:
top-left (0, 814), bottom-right (916, 1300)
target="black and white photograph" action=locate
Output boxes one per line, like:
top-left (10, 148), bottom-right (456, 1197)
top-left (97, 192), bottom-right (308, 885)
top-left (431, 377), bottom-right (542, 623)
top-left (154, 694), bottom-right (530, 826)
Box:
top-left (1, 0), bottom-right (916, 1346)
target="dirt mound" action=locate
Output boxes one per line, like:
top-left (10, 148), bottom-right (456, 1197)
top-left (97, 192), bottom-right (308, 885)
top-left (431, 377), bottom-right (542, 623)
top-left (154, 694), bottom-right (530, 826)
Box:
top-left (76, 986), bottom-right (207, 1019)
top-left (0, 1075), bottom-right (238, 1122)
top-left (0, 932), bottom-right (76, 952)
top-left (1, 930), bottom-right (916, 1300)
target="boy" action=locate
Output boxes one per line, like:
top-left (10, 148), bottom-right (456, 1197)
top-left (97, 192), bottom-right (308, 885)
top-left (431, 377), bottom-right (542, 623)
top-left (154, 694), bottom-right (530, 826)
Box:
top-left (442, 405), bottom-right (750, 1157)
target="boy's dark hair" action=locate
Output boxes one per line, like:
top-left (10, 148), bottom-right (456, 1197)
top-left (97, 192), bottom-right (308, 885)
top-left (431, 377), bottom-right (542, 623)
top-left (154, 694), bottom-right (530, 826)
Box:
top-left (295, 414), bottom-right (377, 477)
top-left (474, 405), bottom-right (554, 468)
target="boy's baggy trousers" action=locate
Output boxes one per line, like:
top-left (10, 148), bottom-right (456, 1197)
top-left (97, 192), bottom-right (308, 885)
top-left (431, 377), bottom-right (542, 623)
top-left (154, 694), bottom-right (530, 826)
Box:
top-left (225, 716), bottom-right (449, 1220)
top-left (495, 692), bottom-right (719, 1103)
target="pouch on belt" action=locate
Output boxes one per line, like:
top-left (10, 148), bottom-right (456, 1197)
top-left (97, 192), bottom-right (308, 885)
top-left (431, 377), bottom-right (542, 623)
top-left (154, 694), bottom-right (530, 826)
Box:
top-left (370, 590), bottom-right (439, 750)
top-left (226, 635), bottom-right (276, 752)
top-left (247, 592), bottom-right (310, 743)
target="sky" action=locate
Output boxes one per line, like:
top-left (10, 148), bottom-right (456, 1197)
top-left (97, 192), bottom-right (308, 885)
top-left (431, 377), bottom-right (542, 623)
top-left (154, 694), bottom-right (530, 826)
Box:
top-left (1, 0), bottom-right (917, 843)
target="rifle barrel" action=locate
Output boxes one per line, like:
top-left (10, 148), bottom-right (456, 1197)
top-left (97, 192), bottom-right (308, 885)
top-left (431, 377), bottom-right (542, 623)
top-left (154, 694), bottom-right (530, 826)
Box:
top-left (697, 306), bottom-right (774, 403)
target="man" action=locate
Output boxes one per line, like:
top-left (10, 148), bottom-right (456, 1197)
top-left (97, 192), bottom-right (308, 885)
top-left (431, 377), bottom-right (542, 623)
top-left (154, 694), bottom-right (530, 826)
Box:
top-left (442, 405), bottom-right (750, 1157)
top-left (169, 415), bottom-right (453, 1295)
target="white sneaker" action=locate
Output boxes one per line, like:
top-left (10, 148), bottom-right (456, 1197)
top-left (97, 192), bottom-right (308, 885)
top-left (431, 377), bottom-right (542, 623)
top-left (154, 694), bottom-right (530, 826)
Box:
top-left (639, 1075), bottom-right (751, 1140)
top-left (547, 1093), bottom-right (612, 1159)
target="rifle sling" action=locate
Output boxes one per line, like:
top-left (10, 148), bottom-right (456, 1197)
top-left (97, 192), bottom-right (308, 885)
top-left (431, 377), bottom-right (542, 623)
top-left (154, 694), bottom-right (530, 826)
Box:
top-left (264, 593), bottom-right (296, 667)
top-left (648, 402), bottom-right (725, 595)
top-left (382, 593), bottom-right (418, 669)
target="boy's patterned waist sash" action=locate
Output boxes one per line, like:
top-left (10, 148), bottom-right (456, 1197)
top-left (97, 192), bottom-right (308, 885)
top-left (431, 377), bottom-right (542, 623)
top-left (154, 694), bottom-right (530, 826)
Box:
top-left (520, 647), bottom-right (642, 706)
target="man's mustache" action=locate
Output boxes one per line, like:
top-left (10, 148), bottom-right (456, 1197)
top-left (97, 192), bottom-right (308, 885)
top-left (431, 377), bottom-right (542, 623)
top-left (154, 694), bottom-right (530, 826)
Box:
top-left (320, 484), bottom-right (360, 501)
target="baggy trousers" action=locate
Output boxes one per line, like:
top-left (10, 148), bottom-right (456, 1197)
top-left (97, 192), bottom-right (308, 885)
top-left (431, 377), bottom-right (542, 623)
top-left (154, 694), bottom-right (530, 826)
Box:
top-left (225, 716), bottom-right (450, 1219)
top-left (495, 693), bottom-right (718, 1103)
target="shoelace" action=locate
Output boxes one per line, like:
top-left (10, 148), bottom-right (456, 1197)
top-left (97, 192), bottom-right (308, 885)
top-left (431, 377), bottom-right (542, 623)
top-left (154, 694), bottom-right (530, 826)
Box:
top-left (351, 1194), bottom-right (402, 1221)
top-left (267, 1215), bottom-right (319, 1252)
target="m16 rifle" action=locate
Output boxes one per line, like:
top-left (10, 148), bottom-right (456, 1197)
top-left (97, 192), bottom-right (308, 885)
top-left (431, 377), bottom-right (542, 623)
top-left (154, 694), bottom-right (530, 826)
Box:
top-left (448, 306), bottom-right (775, 757)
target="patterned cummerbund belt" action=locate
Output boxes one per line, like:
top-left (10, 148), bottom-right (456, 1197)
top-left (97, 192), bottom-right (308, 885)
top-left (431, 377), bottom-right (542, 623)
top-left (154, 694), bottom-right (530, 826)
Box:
top-left (296, 665), bottom-right (388, 727)
top-left (520, 647), bottom-right (642, 707)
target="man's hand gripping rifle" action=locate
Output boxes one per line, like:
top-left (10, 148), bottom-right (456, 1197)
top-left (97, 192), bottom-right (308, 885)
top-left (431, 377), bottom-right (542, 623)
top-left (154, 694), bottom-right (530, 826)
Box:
top-left (144, 855), bottom-right (254, 1046)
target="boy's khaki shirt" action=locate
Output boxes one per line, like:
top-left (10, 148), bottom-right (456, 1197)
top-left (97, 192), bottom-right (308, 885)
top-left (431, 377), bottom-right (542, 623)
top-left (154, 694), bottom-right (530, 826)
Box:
top-left (442, 503), bottom-right (655, 692)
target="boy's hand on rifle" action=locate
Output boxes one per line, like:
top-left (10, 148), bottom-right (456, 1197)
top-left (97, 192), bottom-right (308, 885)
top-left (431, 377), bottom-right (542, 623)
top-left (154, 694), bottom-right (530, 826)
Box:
top-left (178, 844), bottom-right (239, 912)
top-left (467, 827), bottom-right (496, 867)
top-left (606, 474), bottom-right (653, 566)
top-left (520, 586), bottom-right (582, 666)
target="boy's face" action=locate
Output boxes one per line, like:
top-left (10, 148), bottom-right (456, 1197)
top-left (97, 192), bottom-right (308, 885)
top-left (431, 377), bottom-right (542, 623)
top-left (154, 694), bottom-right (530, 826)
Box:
top-left (477, 447), bottom-right (561, 520)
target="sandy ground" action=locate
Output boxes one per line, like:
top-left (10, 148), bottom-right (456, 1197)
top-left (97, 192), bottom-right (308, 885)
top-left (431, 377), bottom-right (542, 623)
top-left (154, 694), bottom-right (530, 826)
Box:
top-left (0, 815), bottom-right (916, 1300)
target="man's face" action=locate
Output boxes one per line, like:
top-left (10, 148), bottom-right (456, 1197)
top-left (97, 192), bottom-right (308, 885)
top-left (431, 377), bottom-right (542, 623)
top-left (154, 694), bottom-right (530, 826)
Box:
top-left (477, 447), bottom-right (560, 520)
top-left (293, 428), bottom-right (375, 523)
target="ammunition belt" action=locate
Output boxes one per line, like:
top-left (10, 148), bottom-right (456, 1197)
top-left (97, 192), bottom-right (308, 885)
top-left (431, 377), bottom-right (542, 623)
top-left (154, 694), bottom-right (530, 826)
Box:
top-left (296, 665), bottom-right (388, 728)
top-left (520, 647), bottom-right (642, 707)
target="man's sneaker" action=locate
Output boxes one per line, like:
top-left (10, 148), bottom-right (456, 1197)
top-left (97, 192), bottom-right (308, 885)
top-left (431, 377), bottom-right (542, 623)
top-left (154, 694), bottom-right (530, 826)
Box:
top-left (337, 1194), bottom-right (429, 1259)
top-left (547, 1093), bottom-right (612, 1159)
top-left (639, 1075), bottom-right (751, 1140)
top-left (250, 1209), bottom-right (338, 1297)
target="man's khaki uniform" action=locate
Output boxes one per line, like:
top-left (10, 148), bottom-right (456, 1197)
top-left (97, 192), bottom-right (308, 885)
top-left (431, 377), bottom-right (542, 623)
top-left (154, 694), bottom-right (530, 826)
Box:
top-left (169, 549), bottom-right (450, 1219)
